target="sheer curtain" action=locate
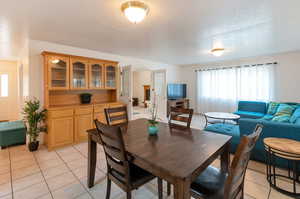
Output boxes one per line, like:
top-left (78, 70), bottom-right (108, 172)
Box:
top-left (196, 64), bottom-right (275, 113)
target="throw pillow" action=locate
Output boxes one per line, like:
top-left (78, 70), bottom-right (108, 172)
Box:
top-left (274, 104), bottom-right (296, 116)
top-left (296, 118), bottom-right (300, 125)
top-left (267, 102), bottom-right (280, 115)
top-left (272, 115), bottom-right (291, 123)
top-left (290, 107), bottom-right (300, 123)
top-left (272, 104), bottom-right (296, 123)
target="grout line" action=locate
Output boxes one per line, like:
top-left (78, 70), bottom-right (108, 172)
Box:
top-left (32, 151), bottom-right (54, 199)
top-left (72, 144), bottom-right (106, 174)
top-left (8, 148), bottom-right (14, 199)
top-left (54, 146), bottom-right (96, 199)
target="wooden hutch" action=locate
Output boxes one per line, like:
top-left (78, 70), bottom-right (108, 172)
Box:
top-left (42, 51), bottom-right (123, 150)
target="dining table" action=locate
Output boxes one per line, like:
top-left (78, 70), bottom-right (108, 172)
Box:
top-left (87, 118), bottom-right (232, 199)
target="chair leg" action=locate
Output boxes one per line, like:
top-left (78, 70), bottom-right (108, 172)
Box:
top-left (157, 178), bottom-right (163, 199)
top-left (167, 182), bottom-right (171, 196)
top-left (106, 178), bottom-right (111, 199)
top-left (127, 191), bottom-right (132, 199)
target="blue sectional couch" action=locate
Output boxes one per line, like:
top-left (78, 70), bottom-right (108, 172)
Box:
top-left (205, 101), bottom-right (300, 168)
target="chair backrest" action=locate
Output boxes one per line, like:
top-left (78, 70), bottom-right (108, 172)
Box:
top-left (168, 107), bottom-right (194, 128)
top-left (94, 119), bottom-right (130, 187)
top-left (224, 124), bottom-right (263, 199)
top-left (105, 106), bottom-right (128, 126)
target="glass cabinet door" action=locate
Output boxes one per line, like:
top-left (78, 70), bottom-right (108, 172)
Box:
top-left (89, 63), bottom-right (103, 89)
top-left (70, 58), bottom-right (88, 89)
top-left (48, 56), bottom-right (69, 90)
top-left (105, 64), bottom-right (117, 89)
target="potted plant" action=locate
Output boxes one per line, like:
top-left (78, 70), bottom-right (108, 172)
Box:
top-left (148, 94), bottom-right (159, 135)
top-left (22, 98), bottom-right (47, 152)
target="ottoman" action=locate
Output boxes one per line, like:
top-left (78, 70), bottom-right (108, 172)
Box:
top-left (0, 120), bottom-right (26, 149)
top-left (204, 123), bottom-right (240, 153)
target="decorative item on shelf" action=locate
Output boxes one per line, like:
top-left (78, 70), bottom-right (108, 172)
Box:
top-left (22, 98), bottom-right (47, 152)
top-left (121, 1), bottom-right (149, 23)
top-left (80, 93), bottom-right (92, 104)
top-left (147, 93), bottom-right (159, 136)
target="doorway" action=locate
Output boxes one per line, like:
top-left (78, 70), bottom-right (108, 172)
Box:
top-left (131, 70), bottom-right (152, 119)
top-left (151, 70), bottom-right (167, 120)
top-left (0, 60), bottom-right (19, 121)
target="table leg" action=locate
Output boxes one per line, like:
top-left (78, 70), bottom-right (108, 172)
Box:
top-left (88, 135), bottom-right (97, 188)
top-left (221, 142), bottom-right (230, 173)
top-left (173, 179), bottom-right (191, 199)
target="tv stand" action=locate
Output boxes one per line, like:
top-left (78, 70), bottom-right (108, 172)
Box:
top-left (167, 99), bottom-right (190, 117)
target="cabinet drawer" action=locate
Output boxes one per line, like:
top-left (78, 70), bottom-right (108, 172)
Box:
top-left (48, 109), bottom-right (73, 118)
top-left (75, 107), bottom-right (93, 115)
top-left (94, 104), bottom-right (108, 113)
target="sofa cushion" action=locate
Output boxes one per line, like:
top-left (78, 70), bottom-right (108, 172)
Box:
top-left (267, 102), bottom-right (280, 115)
top-left (290, 107), bottom-right (300, 123)
top-left (237, 101), bottom-right (267, 114)
top-left (234, 111), bottom-right (265, 119)
top-left (263, 114), bottom-right (274, 120)
top-left (272, 104), bottom-right (297, 123)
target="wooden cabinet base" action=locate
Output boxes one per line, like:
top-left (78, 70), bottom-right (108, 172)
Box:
top-left (46, 115), bottom-right (74, 151)
top-left (45, 102), bottom-right (124, 150)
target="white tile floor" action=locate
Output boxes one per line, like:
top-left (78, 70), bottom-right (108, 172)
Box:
top-left (0, 110), bottom-right (297, 199)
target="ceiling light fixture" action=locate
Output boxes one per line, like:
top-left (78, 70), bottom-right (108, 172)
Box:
top-left (121, 1), bottom-right (149, 23)
top-left (211, 48), bottom-right (225, 57)
top-left (51, 59), bottom-right (60, 64)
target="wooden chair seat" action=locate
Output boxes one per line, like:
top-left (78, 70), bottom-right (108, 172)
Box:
top-left (111, 163), bottom-right (155, 189)
top-left (191, 166), bottom-right (227, 199)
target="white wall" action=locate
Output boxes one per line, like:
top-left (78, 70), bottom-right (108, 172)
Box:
top-left (132, 70), bottom-right (151, 106)
top-left (180, 50), bottom-right (300, 111)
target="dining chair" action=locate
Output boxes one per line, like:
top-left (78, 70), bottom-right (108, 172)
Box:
top-left (105, 106), bottom-right (128, 126)
top-left (168, 107), bottom-right (194, 128)
top-left (189, 124), bottom-right (263, 199)
top-left (94, 119), bottom-right (163, 199)
top-left (166, 107), bottom-right (194, 195)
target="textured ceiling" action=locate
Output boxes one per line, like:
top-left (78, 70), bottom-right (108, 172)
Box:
top-left (1, 0), bottom-right (300, 64)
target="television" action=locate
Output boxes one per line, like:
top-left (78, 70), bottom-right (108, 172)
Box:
top-left (167, 84), bottom-right (187, 100)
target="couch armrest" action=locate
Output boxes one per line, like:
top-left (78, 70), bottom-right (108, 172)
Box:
top-left (239, 118), bottom-right (300, 141)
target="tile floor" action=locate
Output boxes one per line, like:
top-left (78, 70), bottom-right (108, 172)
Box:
top-left (0, 110), bottom-right (298, 199)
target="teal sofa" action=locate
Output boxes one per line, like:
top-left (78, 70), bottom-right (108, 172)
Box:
top-left (0, 120), bottom-right (26, 149)
top-left (205, 101), bottom-right (300, 168)
top-left (239, 118), bottom-right (300, 166)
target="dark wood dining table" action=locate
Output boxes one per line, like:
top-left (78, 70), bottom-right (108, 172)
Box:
top-left (87, 118), bottom-right (232, 199)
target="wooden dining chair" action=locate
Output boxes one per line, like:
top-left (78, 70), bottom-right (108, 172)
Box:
top-left (189, 124), bottom-right (263, 199)
top-left (94, 119), bottom-right (163, 199)
top-left (168, 107), bottom-right (194, 128)
top-left (105, 106), bottom-right (128, 126)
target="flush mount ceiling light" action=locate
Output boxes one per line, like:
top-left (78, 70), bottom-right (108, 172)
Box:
top-left (51, 59), bottom-right (60, 64)
top-left (211, 48), bottom-right (225, 57)
top-left (121, 1), bottom-right (149, 23)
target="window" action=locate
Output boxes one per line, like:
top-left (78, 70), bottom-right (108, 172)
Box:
top-left (196, 63), bottom-right (275, 113)
top-left (0, 74), bottom-right (8, 97)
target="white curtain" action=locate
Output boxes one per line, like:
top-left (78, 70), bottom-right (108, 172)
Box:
top-left (196, 64), bottom-right (275, 113)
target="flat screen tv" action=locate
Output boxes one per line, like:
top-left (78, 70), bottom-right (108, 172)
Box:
top-left (167, 84), bottom-right (187, 100)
